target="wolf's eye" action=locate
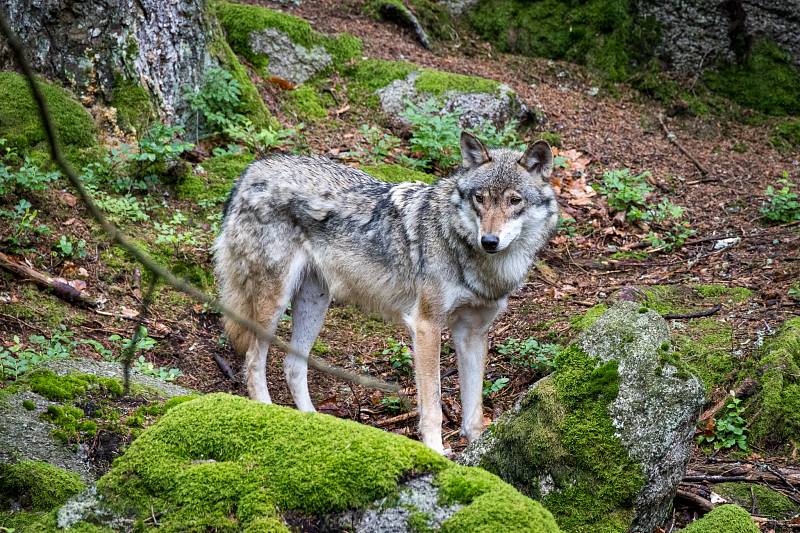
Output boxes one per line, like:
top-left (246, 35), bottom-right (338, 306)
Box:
top-left (474, 193), bottom-right (484, 204)
top-left (508, 196), bottom-right (522, 206)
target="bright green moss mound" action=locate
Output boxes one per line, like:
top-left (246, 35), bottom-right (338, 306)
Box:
top-left (705, 41), bottom-right (800, 116)
top-left (466, 0), bottom-right (659, 82)
top-left (0, 71), bottom-right (97, 153)
top-left (681, 504), bottom-right (758, 533)
top-left (750, 317), bottom-right (800, 448)
top-left (693, 284), bottom-right (751, 302)
top-left (284, 84), bottom-right (327, 121)
top-left (0, 460), bottom-right (85, 512)
top-left (177, 151), bottom-right (254, 201)
top-left (715, 483), bottom-right (798, 519)
top-left (96, 393), bottom-right (558, 531)
top-left (347, 58), bottom-right (416, 93)
top-left (26, 369), bottom-right (123, 402)
top-left (111, 78), bottom-right (156, 134)
top-left (414, 70), bottom-right (503, 96)
top-left (215, 1), bottom-right (362, 74)
top-left (477, 346), bottom-right (644, 532)
top-left (362, 163), bottom-right (435, 184)
top-left (570, 304), bottom-right (608, 332)
top-left (674, 318), bottom-right (735, 392)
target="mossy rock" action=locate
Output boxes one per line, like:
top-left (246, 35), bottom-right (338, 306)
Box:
top-left (214, 1), bottom-right (361, 80)
top-left (361, 163), bottom-right (435, 184)
top-left (704, 41), bottom-right (800, 116)
top-left (177, 151), bottom-right (255, 202)
top-left (715, 482), bottom-right (799, 519)
top-left (680, 504), bottom-right (759, 533)
top-left (462, 302), bottom-right (705, 532)
top-left (0, 460), bottom-right (85, 512)
top-left (749, 317), bottom-right (800, 449)
top-left (71, 393), bottom-right (562, 532)
top-left (111, 77), bottom-right (157, 134)
top-left (0, 71), bottom-right (98, 156)
top-left (283, 84), bottom-right (329, 122)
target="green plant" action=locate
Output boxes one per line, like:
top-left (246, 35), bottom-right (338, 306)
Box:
top-left (0, 330), bottom-right (75, 382)
top-left (697, 396), bottom-right (748, 451)
top-left (185, 68), bottom-right (245, 135)
top-left (0, 156), bottom-right (59, 196)
top-left (482, 377), bottom-right (510, 397)
top-left (53, 234), bottom-right (87, 259)
top-left (644, 221), bottom-right (695, 252)
top-left (761, 176), bottom-right (800, 224)
top-left (497, 338), bottom-right (560, 371)
top-left (557, 216), bottom-right (578, 237)
top-left (109, 328), bottom-right (157, 355)
top-left (382, 337), bottom-right (413, 375)
top-left (345, 125), bottom-right (402, 164)
top-left (225, 119), bottom-right (301, 156)
top-left (0, 198), bottom-right (50, 250)
top-left (594, 168), bottom-right (653, 220)
top-left (132, 355), bottom-right (183, 382)
top-left (789, 284), bottom-right (800, 301)
top-left (380, 396), bottom-right (410, 414)
top-left (154, 211), bottom-right (202, 252)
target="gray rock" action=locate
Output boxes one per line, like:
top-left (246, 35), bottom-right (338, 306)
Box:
top-left (0, 358), bottom-right (193, 483)
top-left (329, 474), bottom-right (462, 532)
top-left (249, 28), bottom-right (332, 84)
top-left (438, 0), bottom-right (479, 15)
top-left (459, 302), bottom-right (705, 533)
top-left (376, 71), bottom-right (528, 130)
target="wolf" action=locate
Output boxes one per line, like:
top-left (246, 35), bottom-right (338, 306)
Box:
top-left (213, 132), bottom-right (559, 453)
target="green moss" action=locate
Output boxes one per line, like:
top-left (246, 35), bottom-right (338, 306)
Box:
top-left (95, 393), bottom-right (558, 531)
top-left (214, 1), bottom-right (362, 75)
top-left (673, 319), bottom-right (734, 391)
top-left (705, 41), bottom-right (800, 116)
top-left (715, 483), bottom-right (798, 519)
top-left (681, 504), bottom-right (759, 533)
top-left (750, 317), bottom-right (800, 448)
top-left (477, 346), bottom-right (644, 532)
top-left (22, 398), bottom-right (36, 410)
top-left (538, 132), bottom-right (562, 148)
top-left (0, 461), bottom-right (85, 512)
top-left (467, 0), bottom-right (659, 83)
top-left (27, 369), bottom-right (122, 402)
top-left (362, 163), bottom-right (435, 184)
top-left (0, 509), bottom-right (113, 532)
top-left (570, 304), bottom-right (607, 332)
top-left (407, 509), bottom-right (433, 532)
top-left (177, 151), bottom-right (254, 202)
top-left (408, 0), bottom-right (455, 41)
top-left (414, 69), bottom-right (503, 96)
top-left (347, 58), bottom-right (416, 93)
top-left (111, 77), bottom-right (156, 134)
top-left (0, 71), bottom-right (97, 155)
top-left (693, 284), bottom-right (752, 302)
top-left (772, 118), bottom-right (800, 152)
top-left (284, 84), bottom-right (327, 121)
top-left (3, 282), bottom-right (73, 329)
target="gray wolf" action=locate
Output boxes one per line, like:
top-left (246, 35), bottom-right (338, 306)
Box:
top-left (213, 132), bottom-right (558, 453)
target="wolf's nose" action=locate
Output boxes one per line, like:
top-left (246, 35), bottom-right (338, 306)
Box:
top-left (481, 234), bottom-right (500, 253)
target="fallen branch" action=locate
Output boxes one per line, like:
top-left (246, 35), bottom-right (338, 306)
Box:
top-left (663, 304), bottom-right (721, 320)
top-left (657, 113), bottom-right (711, 177)
top-left (213, 353), bottom-right (237, 381)
top-left (375, 410), bottom-right (418, 427)
top-left (675, 488), bottom-right (715, 512)
top-left (0, 251), bottom-right (100, 309)
top-left (698, 378), bottom-right (758, 423)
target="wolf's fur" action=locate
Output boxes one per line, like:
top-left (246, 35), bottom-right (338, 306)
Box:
top-left (213, 133), bottom-right (559, 453)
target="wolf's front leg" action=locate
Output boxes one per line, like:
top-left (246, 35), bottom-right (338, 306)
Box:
top-left (411, 317), bottom-right (444, 454)
top-left (451, 325), bottom-right (487, 442)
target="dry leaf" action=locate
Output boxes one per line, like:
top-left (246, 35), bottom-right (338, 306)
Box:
top-left (119, 306), bottom-right (139, 319)
top-left (59, 192), bottom-right (78, 207)
top-left (535, 261), bottom-right (559, 284)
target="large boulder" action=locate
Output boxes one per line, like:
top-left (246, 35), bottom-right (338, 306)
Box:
top-left (39, 393), bottom-right (561, 532)
top-left (460, 302), bottom-right (705, 533)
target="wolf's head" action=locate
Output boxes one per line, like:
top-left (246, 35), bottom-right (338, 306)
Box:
top-left (451, 132), bottom-right (558, 255)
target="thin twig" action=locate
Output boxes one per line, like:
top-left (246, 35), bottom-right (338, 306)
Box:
top-left (657, 113), bottom-right (711, 177)
top-left (375, 410), bottom-right (418, 427)
top-left (0, 13), bottom-right (399, 395)
top-left (663, 304), bottom-right (722, 320)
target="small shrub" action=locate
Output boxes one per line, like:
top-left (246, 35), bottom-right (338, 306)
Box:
top-left (382, 337), bottom-right (413, 376)
top-left (761, 176), bottom-right (800, 224)
top-left (697, 396), bottom-right (748, 451)
top-left (185, 68), bottom-right (246, 136)
top-left (345, 125), bottom-right (402, 164)
top-left (594, 168), bottom-right (653, 220)
top-left (482, 377), bottom-right (509, 398)
top-left (497, 338), bottom-right (560, 372)
top-left (133, 355), bottom-right (183, 382)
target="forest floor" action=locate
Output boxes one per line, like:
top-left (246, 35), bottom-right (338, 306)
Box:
top-left (1, 0), bottom-right (799, 529)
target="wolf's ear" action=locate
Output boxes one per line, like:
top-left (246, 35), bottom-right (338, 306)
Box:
top-left (518, 140), bottom-right (553, 179)
top-left (460, 131), bottom-right (491, 168)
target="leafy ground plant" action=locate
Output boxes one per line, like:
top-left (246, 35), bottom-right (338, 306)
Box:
top-left (482, 377), bottom-right (510, 398)
top-left (497, 337), bottom-right (560, 372)
top-left (382, 337), bottom-right (413, 375)
top-left (761, 175), bottom-right (800, 224)
top-left (133, 355), bottom-right (183, 382)
top-left (0, 330), bottom-right (75, 382)
top-left (697, 396), bottom-right (748, 451)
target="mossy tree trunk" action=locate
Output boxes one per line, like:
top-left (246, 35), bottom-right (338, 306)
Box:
top-left (0, 0), bottom-right (221, 124)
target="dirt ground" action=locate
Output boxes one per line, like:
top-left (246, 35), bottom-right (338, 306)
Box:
top-left (1, 0), bottom-right (798, 529)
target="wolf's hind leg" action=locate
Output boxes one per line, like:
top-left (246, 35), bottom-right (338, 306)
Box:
top-left (286, 270), bottom-right (330, 412)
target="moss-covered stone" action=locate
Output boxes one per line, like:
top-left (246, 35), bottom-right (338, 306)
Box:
top-left (750, 317), bottom-right (800, 448)
top-left (414, 70), bottom-right (503, 96)
top-left (214, 1), bottom-right (362, 74)
top-left (0, 71), bottom-right (98, 154)
top-left (715, 482), bottom-right (798, 519)
top-left (26, 369), bottom-right (123, 402)
top-left (704, 41), bottom-right (800, 116)
top-left (177, 151), bottom-right (254, 201)
top-left (680, 504), bottom-right (758, 533)
top-left (94, 393), bottom-right (559, 531)
top-left (347, 58), bottom-right (417, 94)
top-left (674, 319), bottom-right (735, 392)
top-left (570, 304), bottom-right (607, 332)
top-left (362, 163), bottom-right (435, 184)
top-left (475, 346), bottom-right (644, 532)
top-left (111, 77), bottom-right (157, 134)
top-left (0, 460), bottom-right (85, 512)
top-left (283, 84), bottom-right (328, 121)
top-left (692, 284), bottom-right (752, 302)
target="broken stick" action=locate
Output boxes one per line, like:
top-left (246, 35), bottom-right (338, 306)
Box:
top-left (0, 251), bottom-right (99, 309)
top-left (657, 113), bottom-right (711, 177)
